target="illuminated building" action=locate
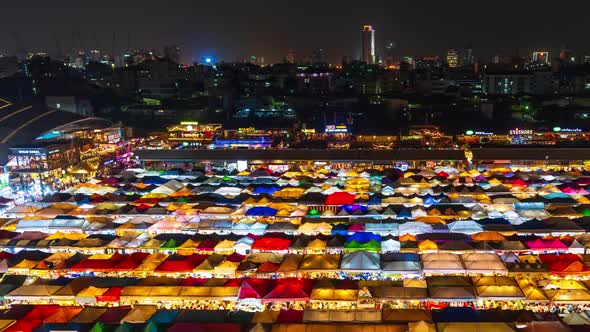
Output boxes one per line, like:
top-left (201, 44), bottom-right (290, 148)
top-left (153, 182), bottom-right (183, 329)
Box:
top-left (532, 51), bottom-right (549, 64)
top-left (560, 45), bottom-right (574, 62)
top-left (446, 49), bottom-right (459, 68)
top-left (166, 122), bottom-right (223, 146)
top-left (361, 25), bottom-right (376, 64)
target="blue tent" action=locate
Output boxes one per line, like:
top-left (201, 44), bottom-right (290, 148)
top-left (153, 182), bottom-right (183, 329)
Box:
top-left (397, 208), bottom-right (412, 219)
top-left (423, 194), bottom-right (438, 205)
top-left (252, 186), bottom-right (280, 195)
top-left (339, 204), bottom-right (367, 214)
top-left (142, 177), bottom-right (168, 185)
top-left (162, 170), bottom-right (182, 177)
top-left (367, 196), bottom-right (382, 205)
top-left (245, 206), bottom-right (278, 216)
top-left (346, 232), bottom-right (381, 243)
top-left (77, 197), bottom-right (91, 205)
top-left (252, 178), bottom-right (275, 185)
top-left (148, 310), bottom-right (180, 324)
top-left (331, 223), bottom-right (349, 235)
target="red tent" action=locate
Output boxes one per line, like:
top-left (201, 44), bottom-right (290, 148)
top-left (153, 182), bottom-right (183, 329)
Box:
top-left (257, 261), bottom-right (280, 274)
top-left (96, 287), bottom-right (124, 303)
top-left (0, 251), bottom-right (14, 260)
top-left (239, 278), bottom-right (272, 299)
top-left (252, 237), bottom-right (292, 251)
top-left (511, 179), bottom-right (528, 187)
top-left (97, 307), bottom-right (131, 324)
top-left (276, 310), bottom-right (304, 323)
top-left (225, 253), bottom-right (245, 262)
top-left (112, 252), bottom-right (150, 270)
top-left (325, 192), bottom-right (355, 205)
top-left (5, 305), bottom-right (59, 332)
top-left (540, 253), bottom-right (581, 265)
top-left (550, 260), bottom-right (589, 274)
top-left (133, 198), bottom-right (162, 205)
top-left (224, 279), bottom-right (241, 287)
top-left (70, 253), bottom-right (127, 272)
top-left (43, 306), bottom-right (83, 323)
top-left (262, 278), bottom-right (313, 303)
top-left (155, 254), bottom-right (207, 272)
top-left (180, 277), bottom-right (207, 286)
top-left (196, 239), bottom-right (218, 251)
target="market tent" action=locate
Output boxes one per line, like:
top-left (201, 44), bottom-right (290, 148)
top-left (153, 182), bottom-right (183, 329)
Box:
top-left (325, 192), bottom-right (355, 205)
top-left (251, 311), bottom-right (280, 324)
top-left (4, 305), bottom-right (59, 332)
top-left (43, 306), bottom-right (84, 323)
top-left (518, 321), bottom-right (571, 332)
top-left (472, 276), bottom-right (525, 300)
top-left (298, 254), bottom-right (341, 271)
top-left (408, 321), bottom-right (436, 332)
top-left (462, 253), bottom-right (508, 275)
top-left (370, 285), bottom-right (428, 301)
top-left (310, 279), bottom-right (358, 302)
top-left (380, 253), bottom-right (422, 275)
top-left (262, 278), bottom-right (313, 303)
top-left (5, 285), bottom-right (63, 302)
top-left (252, 237), bottom-right (292, 251)
top-left (427, 276), bottom-right (476, 301)
top-left (239, 278), bottom-right (272, 299)
top-left (436, 322), bottom-right (516, 332)
top-left (70, 307), bottom-right (108, 323)
top-left (422, 253), bottom-right (465, 274)
top-left (381, 309), bottom-right (432, 322)
top-left (562, 312), bottom-right (590, 325)
top-left (302, 310), bottom-right (380, 323)
top-left (340, 251), bottom-right (381, 272)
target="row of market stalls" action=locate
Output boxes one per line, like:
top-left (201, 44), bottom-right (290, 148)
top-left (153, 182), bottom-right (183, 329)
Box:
top-left (8, 214), bottom-right (590, 238)
top-left (3, 248), bottom-right (590, 278)
top-left (0, 305), bottom-right (579, 332)
top-left (0, 228), bottom-right (589, 253)
top-left (4, 273), bottom-right (590, 309)
top-left (2, 165), bottom-right (590, 330)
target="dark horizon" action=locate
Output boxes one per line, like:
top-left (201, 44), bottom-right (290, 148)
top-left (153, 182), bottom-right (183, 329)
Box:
top-left (1, 0), bottom-right (587, 64)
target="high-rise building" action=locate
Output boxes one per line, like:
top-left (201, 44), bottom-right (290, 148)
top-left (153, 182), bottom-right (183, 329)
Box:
top-left (163, 45), bottom-right (181, 63)
top-left (385, 42), bottom-right (396, 66)
top-left (460, 46), bottom-right (474, 67)
top-left (532, 51), bottom-right (549, 64)
top-left (312, 48), bottom-right (328, 64)
top-left (361, 25), bottom-right (376, 64)
top-left (560, 45), bottom-right (574, 63)
top-left (285, 49), bottom-right (296, 64)
top-left (446, 49), bottom-right (459, 68)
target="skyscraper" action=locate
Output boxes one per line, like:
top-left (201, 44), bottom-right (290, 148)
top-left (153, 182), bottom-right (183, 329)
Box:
top-left (361, 25), bottom-right (376, 64)
top-left (446, 49), bottom-right (459, 68)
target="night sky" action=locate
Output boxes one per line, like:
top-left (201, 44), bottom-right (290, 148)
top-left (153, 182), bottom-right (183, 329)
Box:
top-left (1, 0), bottom-right (587, 64)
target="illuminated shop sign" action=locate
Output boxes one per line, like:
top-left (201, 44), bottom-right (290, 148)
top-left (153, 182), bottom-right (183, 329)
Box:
top-left (553, 127), bottom-right (582, 132)
top-left (466, 130), bottom-right (494, 136)
top-left (325, 125), bottom-right (348, 133)
top-left (509, 129), bottom-right (533, 135)
top-left (13, 149), bottom-right (45, 156)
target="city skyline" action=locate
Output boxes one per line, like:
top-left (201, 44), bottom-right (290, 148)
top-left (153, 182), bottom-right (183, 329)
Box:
top-left (1, 0), bottom-right (589, 64)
